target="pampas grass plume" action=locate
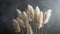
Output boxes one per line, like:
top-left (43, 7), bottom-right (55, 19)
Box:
top-left (16, 17), bottom-right (25, 28)
top-left (23, 11), bottom-right (33, 34)
top-left (27, 4), bottom-right (34, 21)
top-left (38, 11), bottom-right (43, 29)
top-left (16, 9), bottom-right (23, 20)
top-left (34, 6), bottom-right (40, 25)
top-left (34, 6), bottom-right (43, 29)
top-left (12, 19), bottom-right (21, 32)
top-left (43, 9), bottom-right (52, 24)
top-left (23, 11), bottom-right (29, 27)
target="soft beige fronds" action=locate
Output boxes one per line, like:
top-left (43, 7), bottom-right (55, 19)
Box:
top-left (16, 17), bottom-right (25, 28)
top-left (15, 4), bottom-right (52, 34)
top-left (38, 11), bottom-right (43, 29)
top-left (27, 4), bottom-right (35, 21)
top-left (23, 11), bottom-right (29, 27)
top-left (23, 11), bottom-right (33, 34)
top-left (12, 19), bottom-right (21, 32)
top-left (34, 6), bottom-right (41, 26)
top-left (43, 9), bottom-right (52, 24)
top-left (16, 9), bottom-right (23, 20)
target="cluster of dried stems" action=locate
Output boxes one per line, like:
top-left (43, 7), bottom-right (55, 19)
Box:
top-left (12, 4), bottom-right (52, 34)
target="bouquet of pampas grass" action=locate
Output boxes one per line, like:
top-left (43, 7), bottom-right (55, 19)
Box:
top-left (12, 4), bottom-right (52, 34)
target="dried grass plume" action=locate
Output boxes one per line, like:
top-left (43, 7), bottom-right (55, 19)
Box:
top-left (12, 19), bottom-right (21, 32)
top-left (43, 9), bottom-right (52, 24)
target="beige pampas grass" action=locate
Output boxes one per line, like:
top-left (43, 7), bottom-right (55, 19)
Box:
top-left (16, 9), bottom-right (23, 20)
top-left (22, 11), bottom-right (29, 27)
top-left (27, 4), bottom-right (34, 21)
top-left (43, 9), bottom-right (52, 24)
top-left (16, 17), bottom-right (25, 28)
top-left (12, 4), bottom-right (52, 34)
top-left (12, 19), bottom-right (21, 32)
top-left (34, 6), bottom-right (41, 25)
top-left (16, 9), bottom-right (33, 34)
top-left (17, 9), bottom-right (28, 27)
top-left (38, 11), bottom-right (43, 29)
top-left (34, 6), bottom-right (43, 29)
top-left (21, 11), bottom-right (33, 34)
top-left (17, 9), bottom-right (29, 27)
